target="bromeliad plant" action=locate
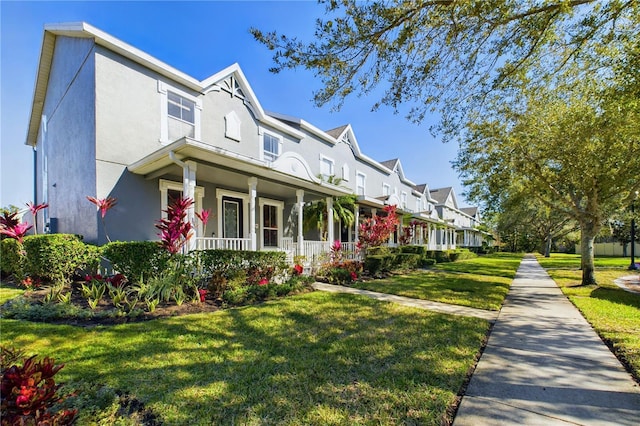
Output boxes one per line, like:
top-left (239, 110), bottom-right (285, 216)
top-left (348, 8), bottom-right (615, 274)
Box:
top-left (87, 196), bottom-right (117, 242)
top-left (0, 212), bottom-right (32, 244)
top-left (25, 202), bottom-right (48, 235)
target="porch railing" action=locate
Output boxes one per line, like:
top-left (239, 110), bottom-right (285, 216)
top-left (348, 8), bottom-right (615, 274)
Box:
top-left (196, 237), bottom-right (251, 251)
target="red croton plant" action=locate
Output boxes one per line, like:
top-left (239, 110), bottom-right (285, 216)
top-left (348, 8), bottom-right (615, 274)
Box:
top-left (357, 205), bottom-right (400, 250)
top-left (0, 347), bottom-right (77, 426)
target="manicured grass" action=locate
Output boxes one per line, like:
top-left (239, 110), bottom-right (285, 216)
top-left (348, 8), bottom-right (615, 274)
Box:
top-left (1, 291), bottom-right (489, 425)
top-left (539, 254), bottom-right (640, 380)
top-left (351, 253), bottom-right (522, 311)
top-left (433, 252), bottom-right (524, 279)
top-left (536, 253), bottom-right (633, 269)
top-left (0, 283), bottom-right (23, 305)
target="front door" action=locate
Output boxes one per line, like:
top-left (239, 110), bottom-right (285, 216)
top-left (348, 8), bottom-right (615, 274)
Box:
top-left (222, 197), bottom-right (244, 238)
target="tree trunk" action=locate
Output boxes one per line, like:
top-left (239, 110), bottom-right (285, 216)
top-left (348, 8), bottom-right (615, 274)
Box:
top-left (579, 221), bottom-right (598, 285)
top-left (544, 232), bottom-right (552, 257)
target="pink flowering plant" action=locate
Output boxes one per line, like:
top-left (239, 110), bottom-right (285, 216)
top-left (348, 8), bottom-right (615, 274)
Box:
top-left (87, 196), bottom-right (117, 242)
top-left (0, 211), bottom-right (32, 244)
top-left (25, 202), bottom-right (48, 235)
top-left (156, 197), bottom-right (194, 255)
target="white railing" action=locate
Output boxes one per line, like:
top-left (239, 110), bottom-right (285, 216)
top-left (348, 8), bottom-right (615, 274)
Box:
top-left (303, 241), bottom-right (331, 262)
top-left (196, 237), bottom-right (251, 251)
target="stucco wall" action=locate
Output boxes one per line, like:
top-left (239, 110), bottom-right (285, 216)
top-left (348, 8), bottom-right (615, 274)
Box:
top-left (37, 36), bottom-right (98, 241)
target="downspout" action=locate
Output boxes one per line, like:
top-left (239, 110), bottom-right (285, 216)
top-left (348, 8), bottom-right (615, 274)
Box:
top-left (168, 151), bottom-right (196, 250)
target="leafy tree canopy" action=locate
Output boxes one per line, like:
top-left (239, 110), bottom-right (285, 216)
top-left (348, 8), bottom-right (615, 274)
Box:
top-left (252, 0), bottom-right (638, 134)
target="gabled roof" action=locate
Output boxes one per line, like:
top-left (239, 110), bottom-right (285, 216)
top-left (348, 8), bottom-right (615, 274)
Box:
top-left (460, 207), bottom-right (478, 217)
top-left (430, 187), bottom-right (459, 209)
top-left (325, 125), bottom-right (349, 139)
top-left (414, 183), bottom-right (437, 202)
top-left (379, 158), bottom-right (415, 186)
top-left (26, 22), bottom-right (305, 146)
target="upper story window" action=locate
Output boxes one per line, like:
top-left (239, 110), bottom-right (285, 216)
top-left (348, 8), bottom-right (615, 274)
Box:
top-left (320, 155), bottom-right (335, 180)
top-left (356, 172), bottom-right (366, 196)
top-left (401, 191), bottom-right (408, 209)
top-left (382, 183), bottom-right (390, 196)
top-left (168, 92), bottom-right (195, 123)
top-left (416, 196), bottom-right (421, 212)
top-left (263, 132), bottom-right (281, 162)
top-left (159, 81), bottom-right (201, 144)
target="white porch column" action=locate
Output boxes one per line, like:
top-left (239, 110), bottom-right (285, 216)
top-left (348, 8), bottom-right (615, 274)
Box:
top-left (248, 177), bottom-right (257, 251)
top-left (184, 161), bottom-right (197, 251)
top-left (326, 197), bottom-right (334, 242)
top-left (354, 204), bottom-right (360, 243)
top-left (296, 189), bottom-right (305, 256)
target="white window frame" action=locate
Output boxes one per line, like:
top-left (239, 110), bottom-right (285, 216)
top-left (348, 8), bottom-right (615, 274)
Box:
top-left (158, 81), bottom-right (202, 144)
top-left (261, 130), bottom-right (282, 162)
top-left (401, 191), bottom-right (408, 209)
top-left (416, 196), bottom-right (422, 212)
top-left (356, 171), bottom-right (366, 196)
top-left (382, 183), bottom-right (390, 196)
top-left (259, 198), bottom-right (284, 249)
top-left (319, 154), bottom-right (335, 180)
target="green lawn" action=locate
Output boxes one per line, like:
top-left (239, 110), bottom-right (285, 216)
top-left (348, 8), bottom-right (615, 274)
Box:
top-left (1, 291), bottom-right (489, 425)
top-left (0, 285), bottom-right (23, 304)
top-left (536, 253), bottom-right (633, 269)
top-left (351, 253), bottom-right (522, 311)
top-left (538, 254), bottom-right (640, 380)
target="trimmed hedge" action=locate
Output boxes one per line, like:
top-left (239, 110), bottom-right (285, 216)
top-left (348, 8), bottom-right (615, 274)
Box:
top-left (399, 245), bottom-right (427, 255)
top-left (394, 253), bottom-right (422, 270)
top-left (102, 241), bottom-right (170, 283)
top-left (0, 238), bottom-right (24, 277)
top-left (22, 234), bottom-right (99, 283)
top-left (364, 255), bottom-right (395, 275)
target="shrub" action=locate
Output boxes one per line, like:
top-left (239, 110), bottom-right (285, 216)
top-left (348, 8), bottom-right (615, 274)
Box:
top-left (192, 249), bottom-right (288, 288)
top-left (22, 234), bottom-right (93, 284)
top-left (102, 241), bottom-right (170, 283)
top-left (366, 246), bottom-right (394, 257)
top-left (449, 249), bottom-right (477, 262)
top-left (399, 245), bottom-right (427, 255)
top-left (394, 253), bottom-right (422, 270)
top-left (364, 255), bottom-right (395, 275)
top-left (0, 347), bottom-right (77, 425)
top-left (422, 258), bottom-right (437, 267)
top-left (0, 239), bottom-right (24, 277)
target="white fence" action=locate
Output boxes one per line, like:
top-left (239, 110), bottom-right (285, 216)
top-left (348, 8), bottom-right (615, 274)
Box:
top-left (575, 242), bottom-right (640, 257)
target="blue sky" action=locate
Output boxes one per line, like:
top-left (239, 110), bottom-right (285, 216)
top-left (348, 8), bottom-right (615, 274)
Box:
top-left (0, 0), bottom-right (466, 209)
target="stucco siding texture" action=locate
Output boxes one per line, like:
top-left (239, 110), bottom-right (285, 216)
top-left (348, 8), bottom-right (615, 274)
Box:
top-left (40, 36), bottom-right (97, 241)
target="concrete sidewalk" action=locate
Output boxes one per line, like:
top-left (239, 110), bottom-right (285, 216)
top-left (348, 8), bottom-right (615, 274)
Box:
top-left (454, 255), bottom-right (640, 425)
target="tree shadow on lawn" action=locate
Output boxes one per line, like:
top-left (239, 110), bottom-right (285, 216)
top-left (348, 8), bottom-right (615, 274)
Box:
top-left (588, 286), bottom-right (640, 310)
top-left (3, 292), bottom-right (488, 425)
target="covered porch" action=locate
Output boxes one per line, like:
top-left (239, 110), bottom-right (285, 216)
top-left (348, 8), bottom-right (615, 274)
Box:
top-left (128, 137), bottom-right (361, 264)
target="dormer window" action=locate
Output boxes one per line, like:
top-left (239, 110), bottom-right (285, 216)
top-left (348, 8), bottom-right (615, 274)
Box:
top-left (356, 172), bottom-right (366, 196)
top-left (263, 132), bottom-right (281, 162)
top-left (320, 155), bottom-right (335, 180)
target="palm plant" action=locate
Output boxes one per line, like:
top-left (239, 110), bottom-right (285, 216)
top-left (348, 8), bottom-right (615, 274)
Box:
top-left (303, 176), bottom-right (357, 241)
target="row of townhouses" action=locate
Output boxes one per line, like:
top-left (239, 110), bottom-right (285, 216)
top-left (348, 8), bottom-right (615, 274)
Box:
top-left (26, 22), bottom-right (490, 262)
